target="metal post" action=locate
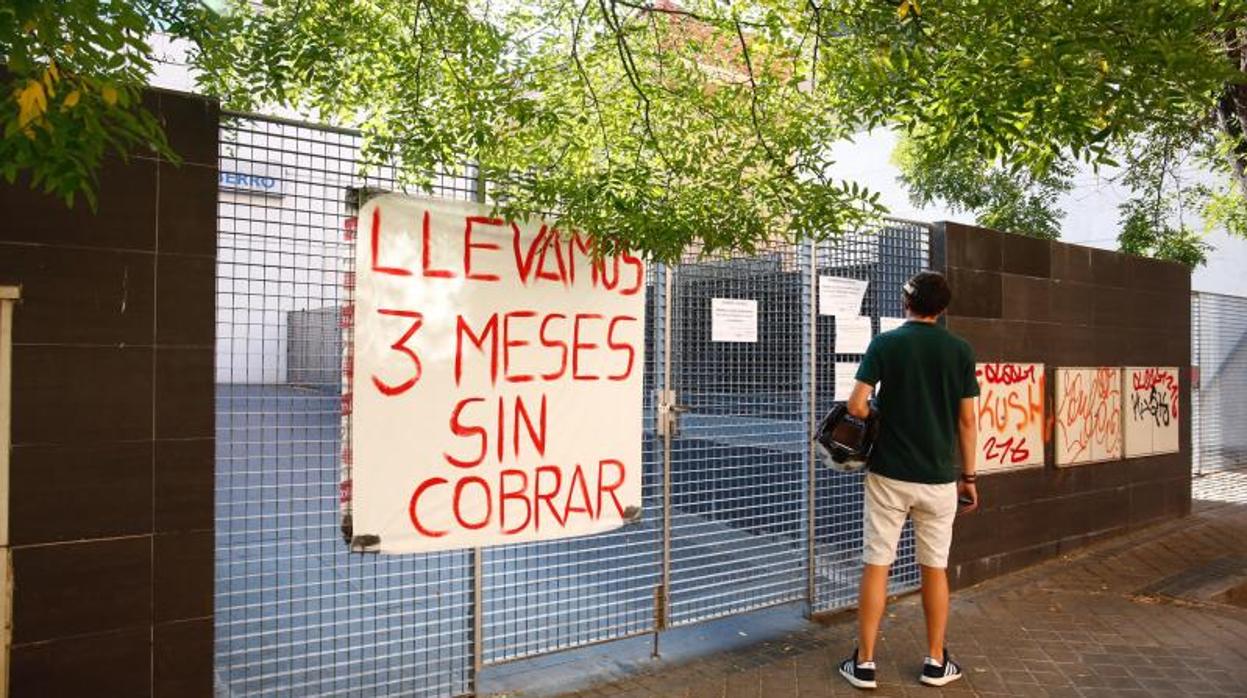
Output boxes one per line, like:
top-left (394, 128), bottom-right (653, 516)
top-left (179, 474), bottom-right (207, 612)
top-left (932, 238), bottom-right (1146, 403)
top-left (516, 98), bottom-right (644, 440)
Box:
top-left (806, 241), bottom-right (818, 614)
top-left (656, 263), bottom-right (675, 656)
top-left (0, 286), bottom-right (18, 698)
top-left (469, 165), bottom-right (487, 693)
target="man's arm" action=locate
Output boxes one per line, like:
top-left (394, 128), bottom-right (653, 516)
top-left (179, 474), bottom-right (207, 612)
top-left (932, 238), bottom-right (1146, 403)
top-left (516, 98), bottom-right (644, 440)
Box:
top-left (957, 396), bottom-right (978, 511)
top-left (848, 380), bottom-right (874, 419)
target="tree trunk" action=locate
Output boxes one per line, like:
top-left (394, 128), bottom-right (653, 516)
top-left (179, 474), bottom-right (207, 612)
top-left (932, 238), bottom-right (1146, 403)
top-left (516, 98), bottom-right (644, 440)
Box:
top-left (1216, 29), bottom-right (1247, 195)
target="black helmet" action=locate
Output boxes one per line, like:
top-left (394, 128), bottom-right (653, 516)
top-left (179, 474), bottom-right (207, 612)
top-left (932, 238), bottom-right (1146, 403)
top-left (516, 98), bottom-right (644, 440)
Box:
top-left (813, 401), bottom-right (880, 472)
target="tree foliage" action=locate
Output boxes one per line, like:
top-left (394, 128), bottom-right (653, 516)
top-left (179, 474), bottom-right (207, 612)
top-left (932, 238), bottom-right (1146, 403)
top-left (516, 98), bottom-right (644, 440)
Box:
top-left (190, 0), bottom-right (897, 260)
top-left (884, 0), bottom-right (1247, 266)
top-left (4, 0), bottom-right (1247, 263)
top-left (893, 132), bottom-right (1072, 240)
top-left (0, 1), bottom-right (202, 206)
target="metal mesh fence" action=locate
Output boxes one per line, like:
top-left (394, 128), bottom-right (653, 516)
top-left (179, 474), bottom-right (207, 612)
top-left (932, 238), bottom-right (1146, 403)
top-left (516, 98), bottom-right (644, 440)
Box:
top-left (215, 112), bottom-right (933, 695)
top-left (216, 115), bottom-right (477, 697)
top-left (811, 224), bottom-right (930, 611)
top-left (1192, 292), bottom-right (1247, 476)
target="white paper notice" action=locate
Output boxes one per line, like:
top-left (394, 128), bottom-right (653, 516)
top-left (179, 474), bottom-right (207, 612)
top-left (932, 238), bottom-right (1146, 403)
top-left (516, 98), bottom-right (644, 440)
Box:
top-left (879, 317), bottom-right (906, 333)
top-left (711, 298), bottom-right (758, 343)
top-left (835, 316), bottom-right (872, 354)
top-left (818, 276), bottom-right (868, 316)
top-left (835, 362), bottom-right (861, 400)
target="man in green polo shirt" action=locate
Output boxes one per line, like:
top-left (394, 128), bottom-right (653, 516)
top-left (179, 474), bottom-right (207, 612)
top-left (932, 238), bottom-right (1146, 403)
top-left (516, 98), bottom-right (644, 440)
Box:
top-left (837, 271), bottom-right (980, 690)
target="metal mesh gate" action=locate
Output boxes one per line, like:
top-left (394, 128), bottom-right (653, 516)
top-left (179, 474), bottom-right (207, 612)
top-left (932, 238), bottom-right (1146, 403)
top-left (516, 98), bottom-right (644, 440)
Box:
top-left (811, 225), bottom-right (930, 611)
top-left (666, 245), bottom-right (811, 624)
top-left (215, 112), bottom-right (932, 696)
top-left (1192, 292), bottom-right (1247, 475)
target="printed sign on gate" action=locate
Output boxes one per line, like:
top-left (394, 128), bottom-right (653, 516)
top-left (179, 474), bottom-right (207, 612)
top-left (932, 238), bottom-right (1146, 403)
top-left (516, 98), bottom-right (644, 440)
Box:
top-left (1055, 367), bottom-right (1123, 466)
top-left (974, 363), bottom-right (1045, 471)
top-left (1123, 367), bottom-right (1180, 457)
top-left (346, 195), bottom-right (646, 553)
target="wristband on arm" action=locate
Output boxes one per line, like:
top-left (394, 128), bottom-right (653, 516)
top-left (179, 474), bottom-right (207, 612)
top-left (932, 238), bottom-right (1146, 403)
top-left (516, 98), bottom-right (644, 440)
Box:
top-left (959, 472), bottom-right (977, 483)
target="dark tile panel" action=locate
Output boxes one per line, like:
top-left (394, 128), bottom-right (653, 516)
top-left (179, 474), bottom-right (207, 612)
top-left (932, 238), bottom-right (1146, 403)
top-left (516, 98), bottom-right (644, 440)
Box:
top-left (947, 267), bottom-right (1003, 319)
top-left (154, 438), bottom-right (213, 533)
top-left (157, 162), bottom-right (217, 257)
top-left (1089, 247), bottom-right (1129, 287)
top-left (1049, 280), bottom-right (1096, 327)
top-left (941, 222), bottom-right (1002, 271)
top-left (1126, 253), bottom-right (1192, 292)
top-left (981, 456), bottom-right (1185, 510)
top-left (155, 253), bottom-right (215, 346)
top-left (1127, 290), bottom-right (1166, 331)
top-left (951, 537), bottom-right (1064, 587)
top-left (155, 618), bottom-right (213, 698)
top-left (11, 345), bottom-right (153, 446)
top-left (10, 627), bottom-right (151, 698)
top-left (952, 496), bottom-right (1055, 562)
top-left (1093, 328), bottom-right (1130, 367)
top-left (1050, 242), bottom-right (1097, 284)
top-left (1092, 285), bottom-right (1132, 328)
top-left (1001, 274), bottom-right (1051, 323)
top-left (929, 223), bottom-right (948, 272)
top-left (13, 537), bottom-right (152, 643)
top-left (998, 320), bottom-right (1049, 364)
top-left (9, 441), bottom-right (153, 545)
top-left (157, 91), bottom-right (220, 168)
top-left (953, 486), bottom-right (1129, 563)
top-left (1049, 323), bottom-right (1098, 366)
top-left (0, 156), bottom-right (157, 251)
top-left (154, 530), bottom-right (212, 622)
top-left (1001, 233), bottom-right (1051, 278)
top-left (1128, 479), bottom-right (1170, 526)
top-left (0, 243), bottom-right (155, 346)
top-left (945, 317), bottom-right (1001, 362)
top-left (1123, 328), bottom-right (1175, 366)
top-left (154, 348), bottom-right (214, 439)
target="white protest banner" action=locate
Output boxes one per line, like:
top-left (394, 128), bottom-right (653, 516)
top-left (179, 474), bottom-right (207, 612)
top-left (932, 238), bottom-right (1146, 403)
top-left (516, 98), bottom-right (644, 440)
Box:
top-left (345, 194), bottom-right (646, 553)
top-left (818, 276), bottom-right (868, 316)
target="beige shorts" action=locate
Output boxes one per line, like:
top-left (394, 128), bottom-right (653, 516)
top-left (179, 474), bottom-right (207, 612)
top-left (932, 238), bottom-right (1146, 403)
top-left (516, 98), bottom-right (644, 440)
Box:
top-left (863, 472), bottom-right (958, 568)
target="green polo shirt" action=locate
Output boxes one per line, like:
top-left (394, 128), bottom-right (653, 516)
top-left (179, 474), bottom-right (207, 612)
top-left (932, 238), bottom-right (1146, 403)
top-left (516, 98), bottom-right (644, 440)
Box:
top-left (854, 320), bottom-right (979, 484)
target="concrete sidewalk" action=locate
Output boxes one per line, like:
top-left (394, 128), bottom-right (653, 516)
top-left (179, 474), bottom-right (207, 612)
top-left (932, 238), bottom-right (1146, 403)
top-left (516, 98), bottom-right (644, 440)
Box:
top-left (547, 472), bottom-right (1247, 697)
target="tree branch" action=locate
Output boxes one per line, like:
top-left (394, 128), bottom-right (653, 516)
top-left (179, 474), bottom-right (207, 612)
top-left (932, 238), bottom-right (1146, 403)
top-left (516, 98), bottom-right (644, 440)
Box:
top-left (601, 0), bottom-right (673, 171)
top-left (572, 0), bottom-right (613, 167)
top-left (734, 18), bottom-right (782, 167)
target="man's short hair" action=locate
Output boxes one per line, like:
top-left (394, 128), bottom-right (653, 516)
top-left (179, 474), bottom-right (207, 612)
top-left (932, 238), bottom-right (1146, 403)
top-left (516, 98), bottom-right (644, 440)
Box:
top-left (903, 271), bottom-right (952, 317)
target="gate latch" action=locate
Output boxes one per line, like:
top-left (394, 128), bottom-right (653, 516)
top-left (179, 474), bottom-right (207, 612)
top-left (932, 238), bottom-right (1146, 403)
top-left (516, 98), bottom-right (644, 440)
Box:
top-left (657, 389), bottom-right (690, 437)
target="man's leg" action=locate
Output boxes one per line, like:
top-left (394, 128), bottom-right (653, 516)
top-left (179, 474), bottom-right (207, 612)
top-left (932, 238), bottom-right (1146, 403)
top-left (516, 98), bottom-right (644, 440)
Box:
top-left (911, 483), bottom-right (958, 662)
top-left (857, 474), bottom-right (909, 660)
top-left (920, 564), bottom-right (949, 659)
top-left (857, 563), bottom-right (891, 661)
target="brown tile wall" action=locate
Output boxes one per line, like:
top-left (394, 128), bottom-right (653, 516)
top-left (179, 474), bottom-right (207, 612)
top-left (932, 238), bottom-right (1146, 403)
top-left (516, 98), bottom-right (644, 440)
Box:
top-left (0, 89), bottom-right (216, 697)
top-left (933, 222), bottom-right (1192, 590)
